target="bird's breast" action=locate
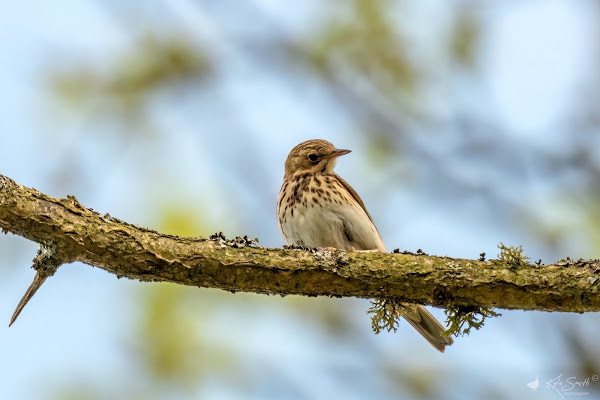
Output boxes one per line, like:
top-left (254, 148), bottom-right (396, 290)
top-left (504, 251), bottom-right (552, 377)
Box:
top-left (277, 174), bottom-right (384, 251)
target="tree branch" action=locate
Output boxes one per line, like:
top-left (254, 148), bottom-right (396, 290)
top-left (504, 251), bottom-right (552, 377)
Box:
top-left (1, 174), bottom-right (599, 326)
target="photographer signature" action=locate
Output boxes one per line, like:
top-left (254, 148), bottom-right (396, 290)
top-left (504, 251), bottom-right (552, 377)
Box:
top-left (545, 374), bottom-right (598, 398)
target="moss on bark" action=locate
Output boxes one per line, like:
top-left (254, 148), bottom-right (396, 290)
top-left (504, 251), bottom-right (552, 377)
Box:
top-left (1, 174), bottom-right (599, 313)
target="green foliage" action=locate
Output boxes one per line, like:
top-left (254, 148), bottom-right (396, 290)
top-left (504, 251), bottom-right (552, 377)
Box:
top-left (158, 204), bottom-right (205, 237)
top-left (50, 34), bottom-right (211, 123)
top-left (304, 0), bottom-right (417, 99)
top-left (444, 305), bottom-right (501, 337)
top-left (492, 242), bottom-right (531, 268)
top-left (138, 285), bottom-right (236, 389)
top-left (450, 8), bottom-right (480, 67)
top-left (368, 298), bottom-right (401, 334)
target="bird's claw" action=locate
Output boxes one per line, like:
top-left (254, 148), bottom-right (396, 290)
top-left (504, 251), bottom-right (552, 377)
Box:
top-left (350, 247), bottom-right (382, 253)
top-left (316, 246), bottom-right (340, 252)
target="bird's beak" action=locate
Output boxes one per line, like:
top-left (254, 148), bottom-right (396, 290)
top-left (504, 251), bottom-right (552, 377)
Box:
top-left (331, 149), bottom-right (351, 158)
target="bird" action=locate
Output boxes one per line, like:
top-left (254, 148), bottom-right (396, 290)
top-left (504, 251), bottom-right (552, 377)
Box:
top-left (527, 375), bottom-right (539, 391)
top-left (277, 139), bottom-right (454, 352)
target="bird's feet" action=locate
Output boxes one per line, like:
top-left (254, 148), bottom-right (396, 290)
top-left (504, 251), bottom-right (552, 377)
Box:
top-left (315, 246), bottom-right (382, 253)
top-left (316, 246), bottom-right (340, 252)
top-left (349, 247), bottom-right (382, 253)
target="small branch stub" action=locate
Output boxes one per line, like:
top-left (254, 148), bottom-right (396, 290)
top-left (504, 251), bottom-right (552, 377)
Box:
top-left (10, 243), bottom-right (63, 326)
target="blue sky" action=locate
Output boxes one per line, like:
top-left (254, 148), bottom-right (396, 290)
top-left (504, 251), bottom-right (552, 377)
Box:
top-left (1, 1), bottom-right (599, 399)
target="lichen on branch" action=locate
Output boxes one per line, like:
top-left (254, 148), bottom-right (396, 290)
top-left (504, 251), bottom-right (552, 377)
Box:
top-left (1, 173), bottom-right (600, 323)
top-left (492, 243), bottom-right (531, 268)
top-left (368, 299), bottom-right (402, 334)
top-left (444, 305), bottom-right (501, 337)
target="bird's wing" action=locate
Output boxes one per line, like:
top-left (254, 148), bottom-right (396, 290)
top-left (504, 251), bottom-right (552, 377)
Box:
top-left (334, 173), bottom-right (386, 252)
top-left (334, 174), bottom-right (374, 222)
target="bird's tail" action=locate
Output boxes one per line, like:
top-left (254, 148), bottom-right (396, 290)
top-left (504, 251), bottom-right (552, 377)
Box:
top-left (403, 305), bottom-right (454, 353)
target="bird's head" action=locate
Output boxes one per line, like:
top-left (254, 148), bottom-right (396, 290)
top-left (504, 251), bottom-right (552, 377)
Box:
top-left (284, 139), bottom-right (351, 178)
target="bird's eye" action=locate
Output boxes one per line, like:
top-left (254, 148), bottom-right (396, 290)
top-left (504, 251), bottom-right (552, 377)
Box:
top-left (307, 153), bottom-right (319, 163)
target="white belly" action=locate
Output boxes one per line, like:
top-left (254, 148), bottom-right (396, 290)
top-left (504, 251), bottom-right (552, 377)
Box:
top-left (278, 181), bottom-right (385, 252)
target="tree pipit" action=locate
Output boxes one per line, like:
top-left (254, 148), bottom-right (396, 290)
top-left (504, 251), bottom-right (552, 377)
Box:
top-left (277, 139), bottom-right (453, 352)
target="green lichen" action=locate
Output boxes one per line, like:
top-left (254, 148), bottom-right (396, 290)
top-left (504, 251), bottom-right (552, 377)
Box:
top-left (492, 242), bottom-right (530, 268)
top-left (368, 299), bottom-right (401, 334)
top-left (444, 305), bottom-right (501, 336)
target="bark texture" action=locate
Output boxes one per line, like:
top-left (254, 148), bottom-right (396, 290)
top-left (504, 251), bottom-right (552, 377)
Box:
top-left (1, 173), bottom-right (599, 313)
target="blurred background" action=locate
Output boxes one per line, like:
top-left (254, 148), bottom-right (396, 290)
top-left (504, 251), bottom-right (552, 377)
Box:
top-left (1, 0), bottom-right (600, 398)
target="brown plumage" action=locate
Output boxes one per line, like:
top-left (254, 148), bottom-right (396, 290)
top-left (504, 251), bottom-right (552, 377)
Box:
top-left (277, 139), bottom-right (453, 352)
